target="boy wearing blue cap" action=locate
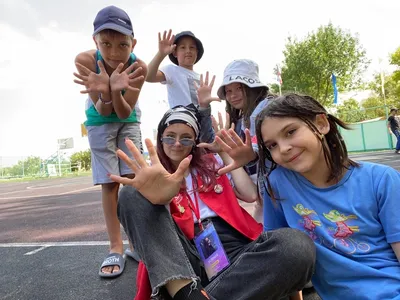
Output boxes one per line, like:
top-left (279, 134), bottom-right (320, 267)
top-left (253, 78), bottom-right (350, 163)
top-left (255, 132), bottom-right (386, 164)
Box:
top-left (73, 5), bottom-right (147, 278)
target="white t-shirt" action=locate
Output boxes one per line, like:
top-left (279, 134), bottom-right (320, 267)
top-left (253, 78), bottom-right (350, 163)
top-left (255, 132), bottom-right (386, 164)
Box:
top-left (185, 155), bottom-right (233, 222)
top-left (160, 64), bottom-right (200, 108)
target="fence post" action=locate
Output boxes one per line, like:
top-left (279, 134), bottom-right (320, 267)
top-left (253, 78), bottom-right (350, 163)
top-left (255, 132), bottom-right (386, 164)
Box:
top-left (360, 124), bottom-right (366, 151)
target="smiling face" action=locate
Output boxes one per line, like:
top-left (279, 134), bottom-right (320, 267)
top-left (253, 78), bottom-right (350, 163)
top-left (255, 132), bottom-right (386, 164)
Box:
top-left (260, 116), bottom-right (330, 180)
top-left (224, 82), bottom-right (245, 109)
top-left (94, 30), bottom-right (135, 71)
top-left (162, 123), bottom-right (196, 168)
top-left (173, 36), bottom-right (198, 69)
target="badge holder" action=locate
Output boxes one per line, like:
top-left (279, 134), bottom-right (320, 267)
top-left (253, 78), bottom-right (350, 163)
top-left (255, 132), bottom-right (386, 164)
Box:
top-left (194, 222), bottom-right (230, 281)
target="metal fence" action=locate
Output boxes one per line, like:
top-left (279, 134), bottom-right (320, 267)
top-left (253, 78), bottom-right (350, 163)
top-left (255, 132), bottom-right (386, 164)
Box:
top-left (339, 120), bottom-right (395, 152)
top-left (0, 157), bottom-right (77, 179)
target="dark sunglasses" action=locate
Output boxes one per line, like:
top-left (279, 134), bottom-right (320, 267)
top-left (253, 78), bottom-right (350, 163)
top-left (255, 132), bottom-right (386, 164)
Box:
top-left (161, 137), bottom-right (196, 147)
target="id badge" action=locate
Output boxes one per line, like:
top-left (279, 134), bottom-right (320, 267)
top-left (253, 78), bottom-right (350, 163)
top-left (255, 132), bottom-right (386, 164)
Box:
top-left (194, 222), bottom-right (230, 280)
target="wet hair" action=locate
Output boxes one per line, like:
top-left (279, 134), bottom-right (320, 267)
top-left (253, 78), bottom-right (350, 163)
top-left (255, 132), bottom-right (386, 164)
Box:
top-left (156, 106), bottom-right (217, 192)
top-left (225, 84), bottom-right (271, 129)
top-left (255, 93), bottom-right (359, 201)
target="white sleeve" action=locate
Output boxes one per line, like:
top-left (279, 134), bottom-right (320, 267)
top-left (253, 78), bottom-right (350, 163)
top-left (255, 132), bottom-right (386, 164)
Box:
top-left (159, 64), bottom-right (174, 85)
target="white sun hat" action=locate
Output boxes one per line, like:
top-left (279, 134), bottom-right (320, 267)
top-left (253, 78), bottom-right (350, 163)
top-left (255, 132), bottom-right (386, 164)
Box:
top-left (217, 59), bottom-right (269, 100)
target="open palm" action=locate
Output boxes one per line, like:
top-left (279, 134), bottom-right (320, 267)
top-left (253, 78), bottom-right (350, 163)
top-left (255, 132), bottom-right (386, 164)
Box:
top-left (197, 72), bottom-right (221, 108)
top-left (74, 60), bottom-right (109, 94)
top-left (110, 62), bottom-right (143, 93)
top-left (158, 29), bottom-right (176, 56)
top-left (109, 139), bottom-right (191, 205)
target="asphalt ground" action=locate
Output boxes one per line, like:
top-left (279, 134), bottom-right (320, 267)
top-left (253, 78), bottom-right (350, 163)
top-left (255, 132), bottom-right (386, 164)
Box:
top-left (1, 150), bottom-right (399, 300)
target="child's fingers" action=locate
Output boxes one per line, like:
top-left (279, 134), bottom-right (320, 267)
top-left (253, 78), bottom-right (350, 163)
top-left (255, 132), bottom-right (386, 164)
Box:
top-left (73, 72), bottom-right (87, 81)
top-left (128, 77), bottom-right (145, 87)
top-left (114, 63), bottom-right (124, 74)
top-left (211, 116), bottom-right (219, 132)
top-left (125, 62), bottom-right (138, 74)
top-left (244, 129), bottom-right (253, 146)
top-left (218, 112), bottom-right (224, 130)
top-left (109, 174), bottom-right (133, 186)
top-left (215, 136), bottom-right (232, 153)
top-left (145, 138), bottom-right (161, 166)
top-left (73, 79), bottom-right (85, 86)
top-left (126, 86), bottom-right (141, 93)
top-left (128, 66), bottom-right (143, 79)
top-left (166, 29), bottom-right (172, 41)
top-left (119, 144), bottom-right (142, 172)
top-left (75, 62), bottom-right (92, 75)
top-left (227, 128), bottom-right (244, 146)
top-left (217, 163), bottom-right (236, 176)
top-left (210, 75), bottom-right (216, 88)
top-left (97, 60), bottom-right (106, 73)
top-left (220, 130), bottom-right (238, 148)
top-left (205, 71), bottom-right (209, 86)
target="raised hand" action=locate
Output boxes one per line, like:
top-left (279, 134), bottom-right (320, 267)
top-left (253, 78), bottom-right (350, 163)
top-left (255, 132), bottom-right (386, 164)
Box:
top-left (215, 128), bottom-right (257, 175)
top-left (158, 29), bottom-right (176, 56)
top-left (109, 138), bottom-right (191, 205)
top-left (109, 62), bottom-right (144, 93)
top-left (196, 72), bottom-right (221, 108)
top-left (74, 60), bottom-right (109, 94)
top-left (198, 112), bottom-right (233, 153)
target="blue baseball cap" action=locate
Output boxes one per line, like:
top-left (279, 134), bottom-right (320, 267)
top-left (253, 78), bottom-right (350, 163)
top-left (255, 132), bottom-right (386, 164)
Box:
top-left (93, 6), bottom-right (134, 37)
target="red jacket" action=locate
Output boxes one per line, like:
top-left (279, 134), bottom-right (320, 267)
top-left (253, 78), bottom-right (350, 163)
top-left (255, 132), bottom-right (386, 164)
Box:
top-left (134, 171), bottom-right (262, 300)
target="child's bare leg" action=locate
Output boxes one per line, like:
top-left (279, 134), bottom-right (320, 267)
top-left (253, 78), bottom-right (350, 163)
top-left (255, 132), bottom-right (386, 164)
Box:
top-left (101, 182), bottom-right (123, 274)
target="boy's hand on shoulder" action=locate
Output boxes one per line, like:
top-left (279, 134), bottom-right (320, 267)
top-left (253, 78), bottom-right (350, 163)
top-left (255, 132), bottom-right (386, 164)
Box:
top-left (74, 60), bottom-right (109, 94)
top-left (158, 29), bottom-right (176, 56)
top-left (109, 62), bottom-right (145, 93)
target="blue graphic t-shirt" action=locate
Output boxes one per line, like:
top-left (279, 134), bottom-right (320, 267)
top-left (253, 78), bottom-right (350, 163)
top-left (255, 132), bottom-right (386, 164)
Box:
top-left (263, 162), bottom-right (400, 300)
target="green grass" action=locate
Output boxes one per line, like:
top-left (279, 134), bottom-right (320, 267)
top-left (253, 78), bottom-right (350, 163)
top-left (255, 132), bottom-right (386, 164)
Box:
top-left (0, 171), bottom-right (92, 183)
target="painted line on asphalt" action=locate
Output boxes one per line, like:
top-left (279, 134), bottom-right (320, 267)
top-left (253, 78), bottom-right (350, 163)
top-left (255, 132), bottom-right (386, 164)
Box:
top-left (0, 241), bottom-right (130, 247)
top-left (24, 246), bottom-right (49, 255)
top-left (0, 186), bottom-right (100, 200)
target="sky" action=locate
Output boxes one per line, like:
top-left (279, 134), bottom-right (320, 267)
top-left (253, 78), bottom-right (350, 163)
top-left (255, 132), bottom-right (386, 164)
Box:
top-left (0, 0), bottom-right (399, 165)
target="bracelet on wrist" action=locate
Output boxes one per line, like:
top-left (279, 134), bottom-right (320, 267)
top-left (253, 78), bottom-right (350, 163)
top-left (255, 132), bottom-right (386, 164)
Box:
top-left (99, 93), bottom-right (112, 105)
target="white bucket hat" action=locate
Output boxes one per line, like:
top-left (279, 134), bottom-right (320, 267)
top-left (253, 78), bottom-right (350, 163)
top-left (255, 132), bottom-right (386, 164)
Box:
top-left (217, 59), bottom-right (268, 100)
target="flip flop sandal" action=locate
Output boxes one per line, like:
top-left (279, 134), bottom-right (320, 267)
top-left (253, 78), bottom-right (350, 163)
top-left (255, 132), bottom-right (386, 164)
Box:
top-left (124, 248), bottom-right (140, 262)
top-left (99, 253), bottom-right (126, 278)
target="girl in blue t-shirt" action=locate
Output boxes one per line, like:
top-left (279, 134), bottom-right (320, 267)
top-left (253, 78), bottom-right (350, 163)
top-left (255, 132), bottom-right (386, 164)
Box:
top-left (253, 93), bottom-right (400, 300)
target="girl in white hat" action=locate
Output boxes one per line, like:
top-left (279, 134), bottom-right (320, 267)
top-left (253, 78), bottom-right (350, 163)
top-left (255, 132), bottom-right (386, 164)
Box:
top-left (199, 59), bottom-right (274, 223)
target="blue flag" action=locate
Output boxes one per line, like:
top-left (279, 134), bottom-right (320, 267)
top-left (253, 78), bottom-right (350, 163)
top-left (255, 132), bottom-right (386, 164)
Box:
top-left (332, 73), bottom-right (338, 104)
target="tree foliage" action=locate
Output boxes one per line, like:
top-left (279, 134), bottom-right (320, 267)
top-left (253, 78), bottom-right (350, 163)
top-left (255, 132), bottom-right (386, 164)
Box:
top-left (1, 156), bottom-right (42, 177)
top-left (281, 23), bottom-right (370, 105)
top-left (70, 149), bottom-right (91, 171)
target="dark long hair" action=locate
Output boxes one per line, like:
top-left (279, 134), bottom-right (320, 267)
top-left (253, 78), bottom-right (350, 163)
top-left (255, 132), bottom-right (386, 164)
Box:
top-left (225, 84), bottom-right (270, 129)
top-left (156, 109), bottom-right (218, 192)
top-left (255, 93), bottom-right (359, 201)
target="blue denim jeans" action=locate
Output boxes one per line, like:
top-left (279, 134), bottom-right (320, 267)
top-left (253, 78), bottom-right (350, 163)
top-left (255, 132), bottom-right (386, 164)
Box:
top-left (117, 186), bottom-right (316, 300)
top-left (393, 130), bottom-right (400, 151)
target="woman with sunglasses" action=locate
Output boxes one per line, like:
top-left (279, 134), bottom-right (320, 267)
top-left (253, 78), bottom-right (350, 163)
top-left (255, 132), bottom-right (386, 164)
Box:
top-left (110, 106), bottom-right (315, 300)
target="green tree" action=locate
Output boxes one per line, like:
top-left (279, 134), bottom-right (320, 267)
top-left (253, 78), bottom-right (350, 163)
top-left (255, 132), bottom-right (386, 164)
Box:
top-left (70, 149), bottom-right (91, 171)
top-left (281, 23), bottom-right (370, 105)
top-left (5, 156), bottom-right (43, 177)
top-left (336, 98), bottom-right (366, 123)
